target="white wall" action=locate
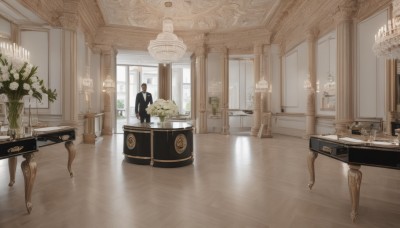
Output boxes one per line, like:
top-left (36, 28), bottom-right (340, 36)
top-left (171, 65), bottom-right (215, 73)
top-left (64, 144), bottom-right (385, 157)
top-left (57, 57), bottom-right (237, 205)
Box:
top-left (270, 44), bottom-right (281, 114)
top-left (282, 41), bottom-right (308, 113)
top-left (356, 9), bottom-right (387, 119)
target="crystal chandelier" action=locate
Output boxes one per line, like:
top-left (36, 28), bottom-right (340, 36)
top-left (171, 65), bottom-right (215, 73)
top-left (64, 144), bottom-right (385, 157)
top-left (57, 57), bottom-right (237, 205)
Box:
top-left (147, 18), bottom-right (187, 64)
top-left (373, 0), bottom-right (400, 58)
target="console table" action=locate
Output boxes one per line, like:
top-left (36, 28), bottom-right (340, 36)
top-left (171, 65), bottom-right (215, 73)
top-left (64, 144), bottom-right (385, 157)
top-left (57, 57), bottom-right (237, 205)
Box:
top-left (2, 126), bottom-right (76, 213)
top-left (123, 122), bottom-right (193, 167)
top-left (308, 135), bottom-right (400, 222)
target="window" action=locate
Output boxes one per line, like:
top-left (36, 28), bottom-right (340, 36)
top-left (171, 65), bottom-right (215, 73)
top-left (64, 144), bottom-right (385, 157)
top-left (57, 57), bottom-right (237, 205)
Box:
top-left (229, 59), bottom-right (254, 110)
top-left (172, 64), bottom-right (191, 115)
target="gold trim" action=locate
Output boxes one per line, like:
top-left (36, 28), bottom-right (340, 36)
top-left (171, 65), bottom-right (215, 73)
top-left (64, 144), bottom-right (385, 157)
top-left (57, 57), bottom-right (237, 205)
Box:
top-left (8, 146), bottom-right (24, 153)
top-left (124, 129), bottom-right (151, 134)
top-left (153, 156), bottom-right (193, 163)
top-left (59, 135), bottom-right (70, 141)
top-left (125, 155), bottom-right (151, 159)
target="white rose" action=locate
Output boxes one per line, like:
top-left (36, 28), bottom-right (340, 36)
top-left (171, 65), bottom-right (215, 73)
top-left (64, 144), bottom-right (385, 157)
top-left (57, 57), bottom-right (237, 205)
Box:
top-left (2, 72), bottom-right (10, 81)
top-left (32, 82), bottom-right (40, 90)
top-left (9, 82), bottom-right (19, 90)
top-left (31, 76), bottom-right (38, 83)
top-left (28, 90), bottom-right (33, 95)
top-left (23, 83), bottom-right (30, 90)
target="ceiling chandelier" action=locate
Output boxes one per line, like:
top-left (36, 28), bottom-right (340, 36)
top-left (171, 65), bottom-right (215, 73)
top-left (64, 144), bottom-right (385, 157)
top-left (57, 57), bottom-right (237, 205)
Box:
top-left (147, 18), bottom-right (187, 64)
top-left (373, 0), bottom-right (400, 58)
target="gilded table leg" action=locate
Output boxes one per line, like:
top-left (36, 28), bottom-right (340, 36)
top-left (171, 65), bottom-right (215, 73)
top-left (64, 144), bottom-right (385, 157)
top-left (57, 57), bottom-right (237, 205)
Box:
top-left (307, 151), bottom-right (318, 189)
top-left (348, 165), bottom-right (362, 222)
top-left (64, 141), bottom-right (76, 177)
top-left (8, 157), bottom-right (17, 186)
top-left (21, 153), bottom-right (37, 214)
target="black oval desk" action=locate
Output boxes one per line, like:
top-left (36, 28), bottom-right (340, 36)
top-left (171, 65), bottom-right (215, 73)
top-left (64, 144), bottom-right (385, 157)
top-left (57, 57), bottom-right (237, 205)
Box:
top-left (123, 122), bottom-right (193, 167)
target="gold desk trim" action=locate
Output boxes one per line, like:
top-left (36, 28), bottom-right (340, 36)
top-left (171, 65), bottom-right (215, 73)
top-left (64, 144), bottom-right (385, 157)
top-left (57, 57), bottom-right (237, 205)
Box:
top-left (153, 156), bottom-right (193, 163)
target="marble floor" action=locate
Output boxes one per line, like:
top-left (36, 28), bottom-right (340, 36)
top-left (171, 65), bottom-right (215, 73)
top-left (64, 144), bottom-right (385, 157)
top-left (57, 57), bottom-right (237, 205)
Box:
top-left (0, 133), bottom-right (399, 228)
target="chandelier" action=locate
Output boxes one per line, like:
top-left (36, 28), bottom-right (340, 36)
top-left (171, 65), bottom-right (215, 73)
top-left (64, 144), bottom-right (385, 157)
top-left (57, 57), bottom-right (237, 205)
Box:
top-left (148, 18), bottom-right (187, 64)
top-left (373, 0), bottom-right (400, 58)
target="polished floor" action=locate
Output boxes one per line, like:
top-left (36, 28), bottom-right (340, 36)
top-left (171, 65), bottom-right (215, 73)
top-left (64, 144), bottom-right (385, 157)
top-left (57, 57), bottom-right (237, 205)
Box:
top-left (0, 133), bottom-right (400, 228)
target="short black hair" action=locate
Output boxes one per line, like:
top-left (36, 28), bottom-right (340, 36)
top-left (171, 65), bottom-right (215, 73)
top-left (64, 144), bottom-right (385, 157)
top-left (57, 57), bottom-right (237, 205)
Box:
top-left (141, 83), bottom-right (147, 86)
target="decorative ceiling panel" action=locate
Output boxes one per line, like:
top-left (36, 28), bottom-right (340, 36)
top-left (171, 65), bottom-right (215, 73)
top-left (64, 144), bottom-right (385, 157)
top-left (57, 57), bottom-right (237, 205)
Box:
top-left (97, 0), bottom-right (279, 32)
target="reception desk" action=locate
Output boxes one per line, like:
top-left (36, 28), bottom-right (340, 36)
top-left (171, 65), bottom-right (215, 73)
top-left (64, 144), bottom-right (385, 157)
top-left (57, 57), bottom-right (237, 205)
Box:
top-left (123, 122), bottom-right (193, 168)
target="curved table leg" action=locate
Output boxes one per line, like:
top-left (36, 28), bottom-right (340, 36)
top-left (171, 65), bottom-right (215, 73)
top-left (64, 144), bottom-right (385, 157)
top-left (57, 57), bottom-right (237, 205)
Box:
top-left (307, 151), bottom-right (318, 189)
top-left (8, 157), bottom-right (17, 186)
top-left (348, 165), bottom-right (362, 222)
top-left (21, 153), bottom-right (37, 214)
top-left (64, 141), bottom-right (76, 177)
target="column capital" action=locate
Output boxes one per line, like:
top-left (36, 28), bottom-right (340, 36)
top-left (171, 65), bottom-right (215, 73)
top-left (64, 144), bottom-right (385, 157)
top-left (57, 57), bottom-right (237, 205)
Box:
top-left (334, 0), bottom-right (358, 24)
top-left (307, 28), bottom-right (320, 42)
top-left (253, 43), bottom-right (263, 55)
top-left (59, 0), bottom-right (81, 30)
top-left (195, 45), bottom-right (206, 57)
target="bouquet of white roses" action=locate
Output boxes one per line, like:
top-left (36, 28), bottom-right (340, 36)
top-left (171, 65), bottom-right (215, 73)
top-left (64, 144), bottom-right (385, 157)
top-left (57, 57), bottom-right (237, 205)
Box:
top-left (0, 49), bottom-right (57, 102)
top-left (146, 99), bottom-right (178, 117)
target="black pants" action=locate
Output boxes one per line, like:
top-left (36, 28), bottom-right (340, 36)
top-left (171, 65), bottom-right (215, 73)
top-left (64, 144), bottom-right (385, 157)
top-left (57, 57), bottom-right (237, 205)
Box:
top-left (139, 112), bottom-right (151, 123)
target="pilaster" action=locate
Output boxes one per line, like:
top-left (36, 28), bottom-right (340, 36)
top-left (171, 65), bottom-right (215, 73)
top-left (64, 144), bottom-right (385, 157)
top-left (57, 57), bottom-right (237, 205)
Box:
top-left (305, 28), bottom-right (319, 138)
top-left (251, 43), bottom-right (262, 136)
top-left (195, 45), bottom-right (207, 133)
top-left (99, 46), bottom-right (117, 135)
top-left (335, 0), bottom-right (357, 134)
top-left (158, 64), bottom-right (172, 100)
top-left (221, 47), bottom-right (230, 135)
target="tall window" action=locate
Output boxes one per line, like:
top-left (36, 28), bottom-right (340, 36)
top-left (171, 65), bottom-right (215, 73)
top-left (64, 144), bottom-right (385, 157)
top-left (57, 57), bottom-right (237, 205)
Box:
top-left (172, 64), bottom-right (191, 115)
top-left (116, 65), bottom-right (158, 133)
top-left (229, 59), bottom-right (254, 110)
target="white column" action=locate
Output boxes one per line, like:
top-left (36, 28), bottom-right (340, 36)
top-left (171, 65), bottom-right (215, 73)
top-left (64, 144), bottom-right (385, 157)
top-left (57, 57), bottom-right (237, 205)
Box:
top-left (305, 29), bottom-right (319, 138)
top-left (335, 0), bottom-right (356, 134)
top-left (221, 47), bottom-right (230, 135)
top-left (251, 43), bottom-right (262, 136)
top-left (387, 60), bottom-right (397, 134)
top-left (195, 45), bottom-right (207, 133)
top-left (60, 27), bottom-right (79, 127)
top-left (100, 47), bottom-right (117, 135)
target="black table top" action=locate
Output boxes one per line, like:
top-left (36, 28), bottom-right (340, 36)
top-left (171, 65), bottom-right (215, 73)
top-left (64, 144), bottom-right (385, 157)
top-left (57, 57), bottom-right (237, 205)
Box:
top-left (124, 122), bottom-right (193, 130)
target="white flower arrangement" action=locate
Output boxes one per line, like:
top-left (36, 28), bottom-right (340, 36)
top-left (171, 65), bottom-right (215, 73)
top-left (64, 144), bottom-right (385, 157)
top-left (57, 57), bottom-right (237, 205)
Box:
top-left (146, 99), bottom-right (179, 117)
top-left (0, 43), bottom-right (57, 102)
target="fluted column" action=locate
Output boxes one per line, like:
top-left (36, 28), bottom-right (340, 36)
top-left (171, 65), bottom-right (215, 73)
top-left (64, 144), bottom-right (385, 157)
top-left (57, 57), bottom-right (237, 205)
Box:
top-left (158, 64), bottom-right (172, 100)
top-left (387, 60), bottom-right (397, 134)
top-left (251, 43), bottom-right (262, 136)
top-left (305, 29), bottom-right (319, 138)
top-left (221, 47), bottom-right (230, 135)
top-left (195, 45), bottom-right (207, 133)
top-left (264, 45), bottom-right (273, 138)
top-left (335, 0), bottom-right (356, 134)
top-left (59, 5), bottom-right (80, 128)
top-left (100, 47), bottom-right (117, 135)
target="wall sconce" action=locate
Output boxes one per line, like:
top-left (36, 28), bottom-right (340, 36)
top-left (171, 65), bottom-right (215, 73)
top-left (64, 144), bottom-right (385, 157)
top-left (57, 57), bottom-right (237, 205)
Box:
top-left (102, 75), bottom-right (115, 93)
top-left (82, 77), bottom-right (94, 113)
top-left (304, 75), bottom-right (319, 93)
top-left (255, 77), bottom-right (269, 93)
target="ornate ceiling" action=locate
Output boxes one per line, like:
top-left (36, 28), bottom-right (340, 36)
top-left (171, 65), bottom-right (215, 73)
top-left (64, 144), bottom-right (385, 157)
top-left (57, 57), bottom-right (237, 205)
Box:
top-left (97, 0), bottom-right (279, 32)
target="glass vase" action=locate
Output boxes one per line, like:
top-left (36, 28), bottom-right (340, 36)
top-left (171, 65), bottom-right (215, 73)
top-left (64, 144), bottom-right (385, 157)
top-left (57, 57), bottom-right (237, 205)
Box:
top-left (5, 99), bottom-right (25, 139)
top-left (159, 115), bottom-right (165, 123)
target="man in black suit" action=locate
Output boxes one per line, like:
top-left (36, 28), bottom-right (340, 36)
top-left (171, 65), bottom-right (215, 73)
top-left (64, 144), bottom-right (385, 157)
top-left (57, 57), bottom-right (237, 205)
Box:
top-left (135, 83), bottom-right (153, 123)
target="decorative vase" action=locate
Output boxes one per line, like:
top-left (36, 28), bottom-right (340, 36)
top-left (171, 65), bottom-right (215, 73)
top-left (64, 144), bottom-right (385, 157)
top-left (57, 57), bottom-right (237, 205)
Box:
top-left (5, 99), bottom-right (25, 139)
top-left (159, 115), bottom-right (165, 123)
